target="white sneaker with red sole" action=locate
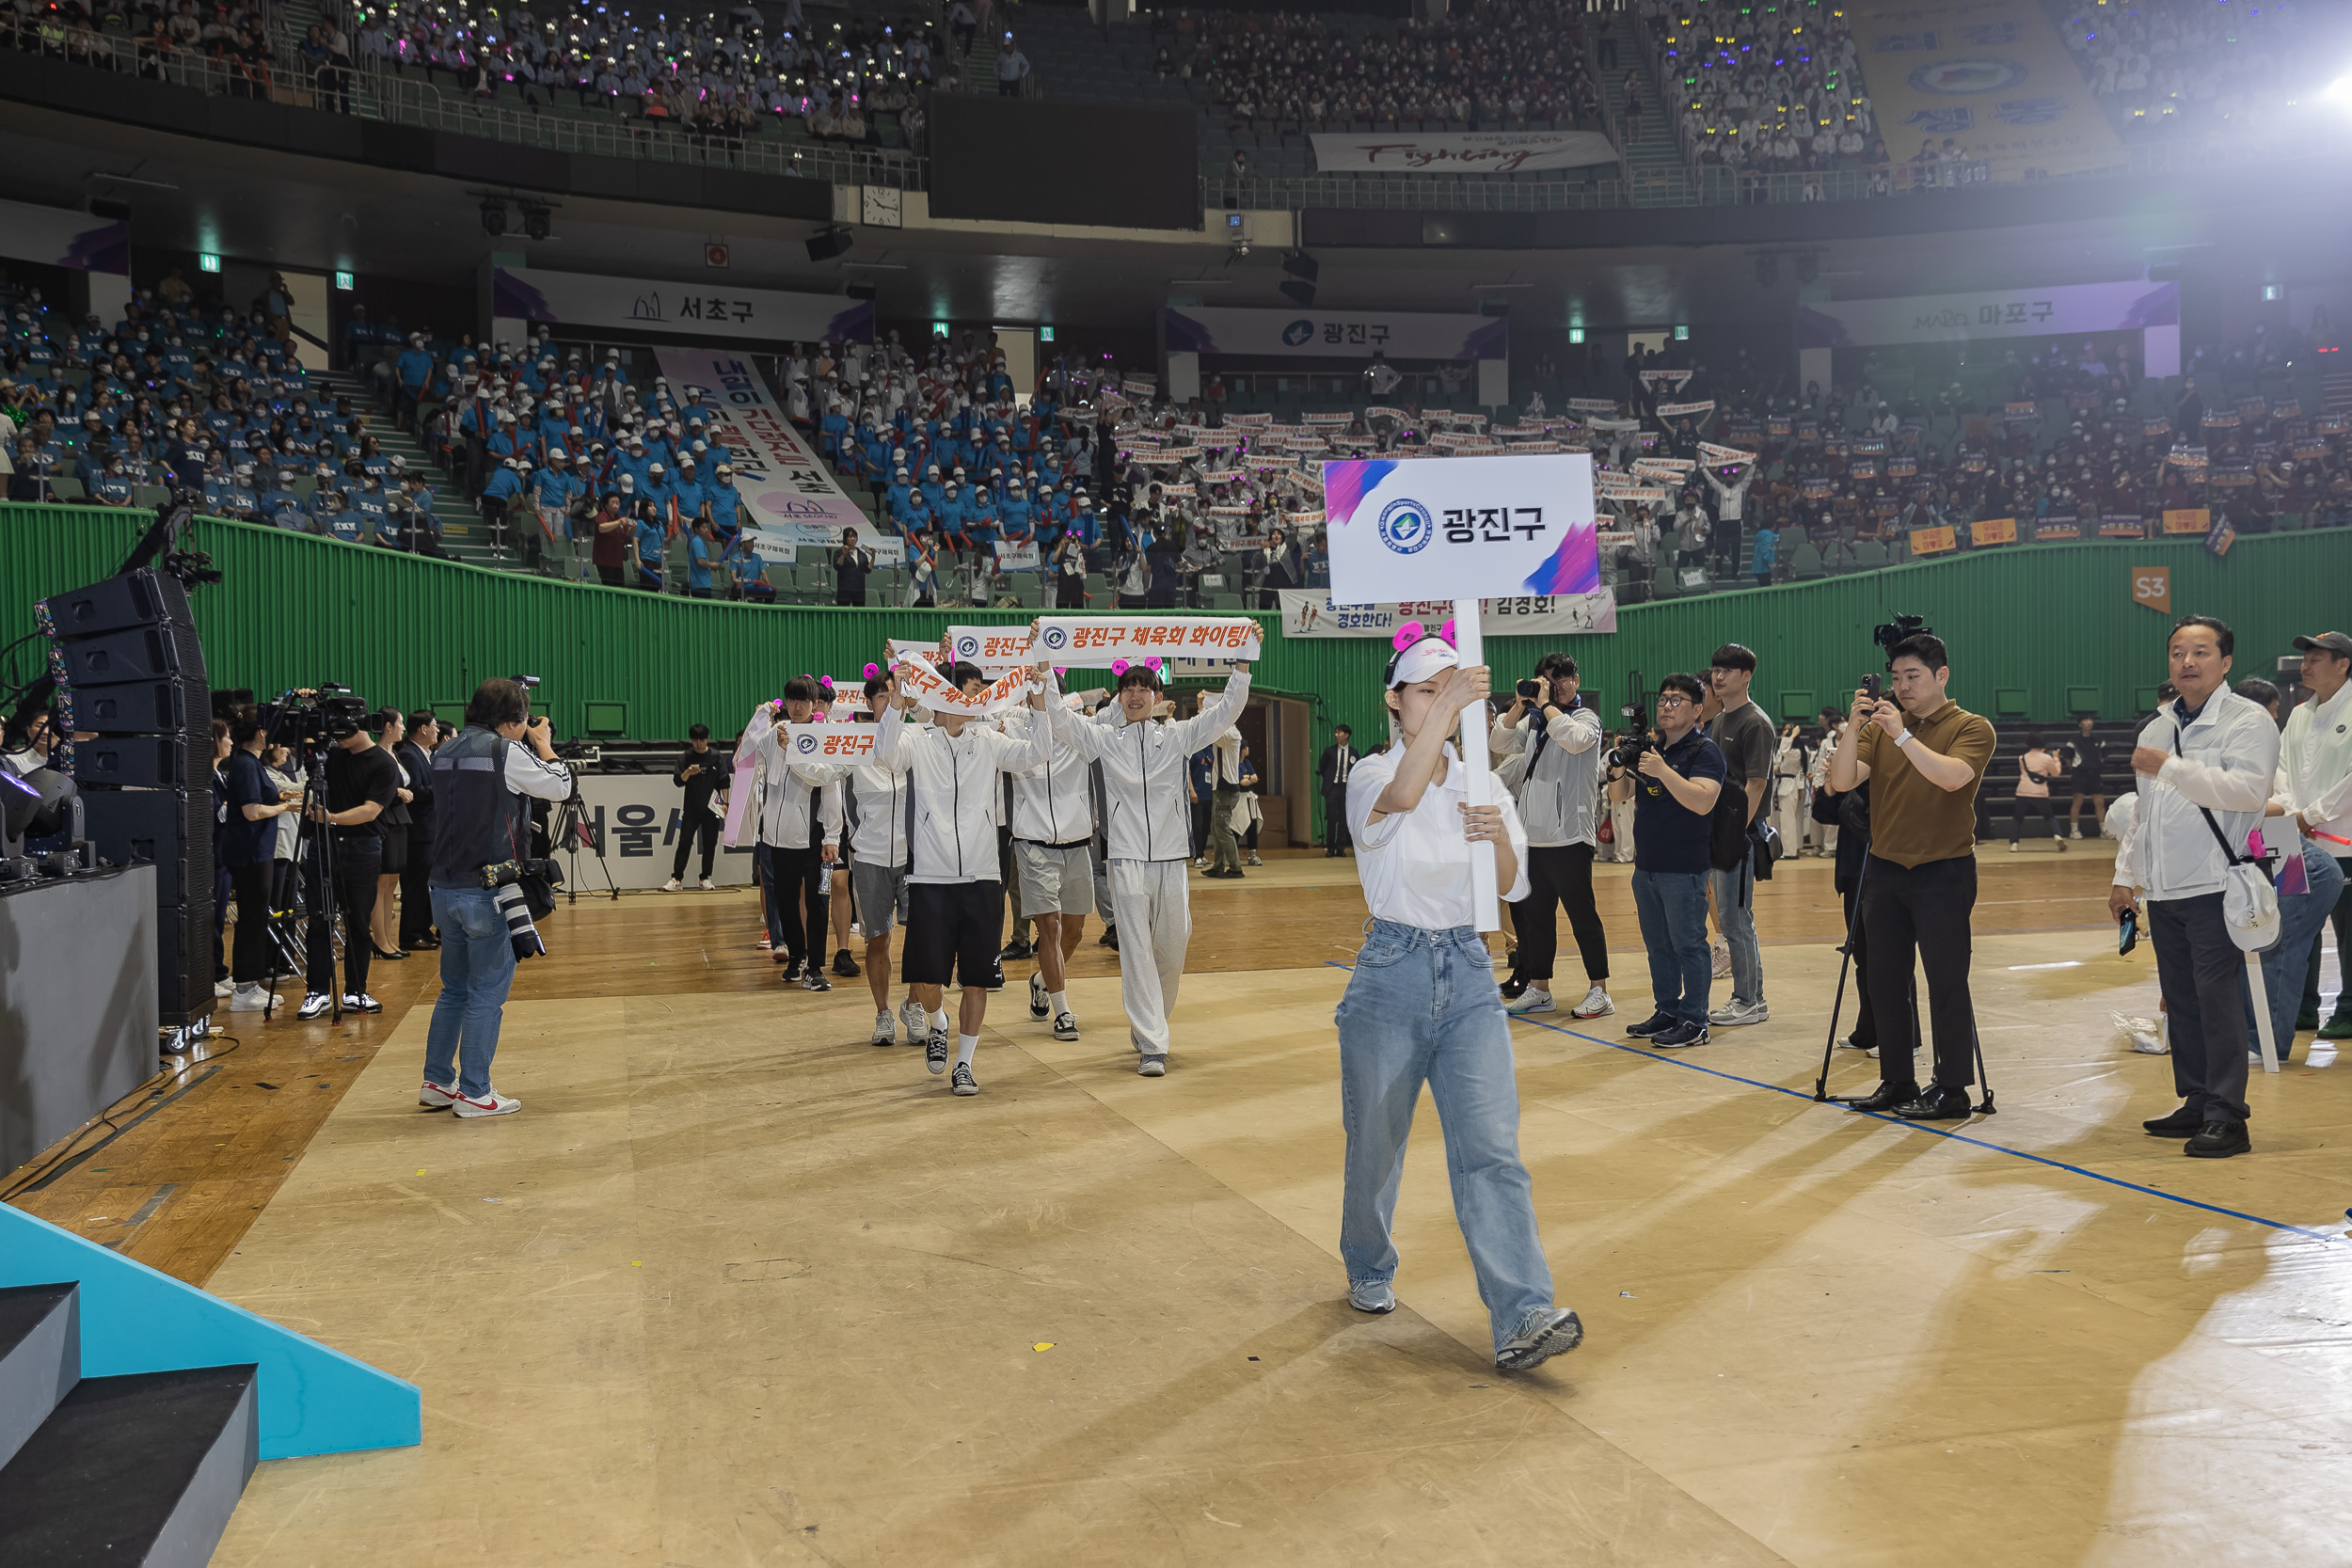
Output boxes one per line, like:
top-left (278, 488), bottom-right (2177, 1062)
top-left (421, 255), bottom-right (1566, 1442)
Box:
top-left (452, 1087), bottom-right (522, 1118)
top-left (420, 1080), bottom-right (460, 1110)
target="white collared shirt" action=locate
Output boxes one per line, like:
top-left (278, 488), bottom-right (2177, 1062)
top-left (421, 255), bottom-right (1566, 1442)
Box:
top-left (2117, 690), bottom-right (2280, 901)
top-left (1346, 743), bottom-right (1531, 930)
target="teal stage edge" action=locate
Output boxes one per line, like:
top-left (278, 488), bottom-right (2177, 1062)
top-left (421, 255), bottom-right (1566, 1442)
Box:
top-left (0, 1204), bottom-right (421, 1460)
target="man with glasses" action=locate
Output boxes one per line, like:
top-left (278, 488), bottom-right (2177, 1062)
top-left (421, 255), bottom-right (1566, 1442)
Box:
top-left (1607, 673), bottom-right (1724, 1049)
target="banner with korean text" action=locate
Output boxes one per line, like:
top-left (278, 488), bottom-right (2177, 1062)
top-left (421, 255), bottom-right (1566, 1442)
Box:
top-left (1846, 0), bottom-right (2126, 181)
top-left (1323, 453), bottom-right (1600, 604)
top-left (1033, 617), bottom-right (1263, 666)
top-left (651, 347), bottom-right (882, 551)
top-left (1277, 590), bottom-right (1615, 638)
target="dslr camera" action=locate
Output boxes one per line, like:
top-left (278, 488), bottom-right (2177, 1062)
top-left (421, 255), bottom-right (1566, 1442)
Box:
top-left (262, 685), bottom-right (368, 752)
top-left (1608, 669), bottom-right (1650, 770)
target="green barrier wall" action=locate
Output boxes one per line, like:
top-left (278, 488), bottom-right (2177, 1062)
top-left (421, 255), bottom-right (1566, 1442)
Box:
top-left (6, 505), bottom-right (2345, 744)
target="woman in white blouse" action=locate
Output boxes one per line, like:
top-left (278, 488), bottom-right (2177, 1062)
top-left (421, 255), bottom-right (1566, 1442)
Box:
top-left (1337, 623), bottom-right (1584, 1375)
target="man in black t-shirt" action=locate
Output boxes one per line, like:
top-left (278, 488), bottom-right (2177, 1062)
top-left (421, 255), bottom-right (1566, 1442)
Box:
top-left (300, 717), bottom-right (402, 1018)
top-left (665, 722), bottom-right (727, 890)
top-left (1705, 643), bottom-right (1775, 1027)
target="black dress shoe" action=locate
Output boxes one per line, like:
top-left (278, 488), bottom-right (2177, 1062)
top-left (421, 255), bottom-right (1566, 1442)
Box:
top-left (2142, 1104), bottom-right (2203, 1136)
top-left (2185, 1119), bottom-right (2251, 1159)
top-left (1837, 1080), bottom-right (1921, 1114)
top-left (1890, 1084), bottom-right (1974, 1120)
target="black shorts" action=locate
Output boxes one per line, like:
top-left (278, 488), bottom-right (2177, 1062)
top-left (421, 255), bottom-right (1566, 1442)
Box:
top-left (904, 879), bottom-right (1004, 988)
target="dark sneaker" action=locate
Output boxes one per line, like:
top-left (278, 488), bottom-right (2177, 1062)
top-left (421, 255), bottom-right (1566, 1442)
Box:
top-left (1649, 1021), bottom-right (1710, 1049)
top-left (1624, 1011), bottom-right (1677, 1037)
top-left (1495, 1307), bottom-right (1584, 1372)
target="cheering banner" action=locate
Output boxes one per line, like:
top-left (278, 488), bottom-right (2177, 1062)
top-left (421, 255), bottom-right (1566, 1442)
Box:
top-left (1034, 616), bottom-right (1263, 666)
top-left (651, 347), bottom-right (882, 551)
top-left (786, 724), bottom-right (878, 764)
top-left (1847, 0), bottom-right (2126, 180)
top-left (1309, 128), bottom-right (1617, 174)
top-left (894, 660), bottom-right (1036, 718)
top-left (1323, 453), bottom-right (1599, 601)
top-left (947, 626), bottom-right (1036, 673)
top-left (1278, 589), bottom-right (1615, 639)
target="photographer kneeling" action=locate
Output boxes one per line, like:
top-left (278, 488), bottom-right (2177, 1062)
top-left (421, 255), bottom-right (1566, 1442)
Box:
top-left (1608, 673), bottom-right (1724, 1049)
top-left (1827, 634), bottom-right (1995, 1120)
top-left (420, 677), bottom-right (576, 1119)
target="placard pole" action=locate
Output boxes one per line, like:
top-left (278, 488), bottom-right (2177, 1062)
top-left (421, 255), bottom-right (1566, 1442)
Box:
top-left (1451, 597), bottom-right (1502, 933)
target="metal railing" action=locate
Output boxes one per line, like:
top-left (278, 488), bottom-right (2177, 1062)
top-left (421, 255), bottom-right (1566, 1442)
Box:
top-left (2, 20), bottom-right (926, 190)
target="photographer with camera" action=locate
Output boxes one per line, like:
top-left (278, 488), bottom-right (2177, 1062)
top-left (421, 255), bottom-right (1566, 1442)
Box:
top-left (295, 703), bottom-right (403, 1021)
top-left (1827, 631), bottom-right (1996, 1120)
top-left (1489, 653), bottom-right (1613, 1020)
top-left (1607, 673), bottom-right (1725, 1048)
top-left (419, 678), bottom-right (576, 1119)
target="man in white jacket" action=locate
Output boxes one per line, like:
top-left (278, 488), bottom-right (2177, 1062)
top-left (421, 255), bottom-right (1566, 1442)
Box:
top-left (2110, 615), bottom-right (2280, 1158)
top-left (878, 659), bottom-right (1055, 1096)
top-left (1050, 657), bottom-right (1252, 1074)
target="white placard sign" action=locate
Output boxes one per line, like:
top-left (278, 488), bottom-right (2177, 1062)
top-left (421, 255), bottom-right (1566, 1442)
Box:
top-left (1033, 616), bottom-right (1263, 666)
top-left (785, 723), bottom-right (878, 764)
top-left (946, 626), bottom-right (1036, 673)
top-left (1322, 454), bottom-right (1599, 604)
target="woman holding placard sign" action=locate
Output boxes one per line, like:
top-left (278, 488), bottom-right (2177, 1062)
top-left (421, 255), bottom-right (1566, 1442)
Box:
top-left (1336, 621), bottom-right (1584, 1375)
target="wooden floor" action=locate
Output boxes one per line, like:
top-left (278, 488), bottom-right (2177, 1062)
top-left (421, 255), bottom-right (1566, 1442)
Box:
top-left (13, 843), bottom-right (2352, 1565)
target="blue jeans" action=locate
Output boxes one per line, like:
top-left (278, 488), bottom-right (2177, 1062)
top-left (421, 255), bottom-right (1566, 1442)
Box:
top-left (424, 886), bottom-right (516, 1099)
top-left (1337, 919), bottom-right (1553, 1354)
top-left (1709, 859), bottom-right (1763, 1005)
top-left (2247, 842), bottom-right (2346, 1059)
top-left (1631, 869), bottom-right (1711, 1025)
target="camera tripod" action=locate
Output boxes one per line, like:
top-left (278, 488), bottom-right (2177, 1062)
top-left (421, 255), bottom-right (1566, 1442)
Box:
top-left (1810, 837), bottom-right (1996, 1117)
top-left (549, 780), bottom-right (619, 903)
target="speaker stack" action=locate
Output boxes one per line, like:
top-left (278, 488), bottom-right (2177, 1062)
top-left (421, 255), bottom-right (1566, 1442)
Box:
top-left (36, 569), bottom-right (216, 1027)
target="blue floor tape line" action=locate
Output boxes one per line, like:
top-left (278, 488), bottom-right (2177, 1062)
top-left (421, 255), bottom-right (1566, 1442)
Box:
top-left (1320, 960), bottom-right (2347, 1247)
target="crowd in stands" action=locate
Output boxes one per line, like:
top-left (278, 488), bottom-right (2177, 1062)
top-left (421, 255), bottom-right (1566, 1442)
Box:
top-left (2050, 0), bottom-right (2345, 146)
top-left (1641, 0), bottom-right (1894, 189)
top-left (1165, 0), bottom-right (1605, 131)
top-left (0, 267), bottom-right (474, 549)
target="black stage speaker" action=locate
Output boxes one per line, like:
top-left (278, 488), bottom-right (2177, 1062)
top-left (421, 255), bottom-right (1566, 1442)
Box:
top-left (39, 565), bottom-right (215, 1027)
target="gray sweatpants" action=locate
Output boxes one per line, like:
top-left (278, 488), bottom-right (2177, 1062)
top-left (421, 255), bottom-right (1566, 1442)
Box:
top-left (1107, 858), bottom-right (1192, 1057)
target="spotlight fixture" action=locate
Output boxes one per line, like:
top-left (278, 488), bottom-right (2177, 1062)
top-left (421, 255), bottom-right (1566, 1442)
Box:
top-left (519, 200), bottom-right (552, 242)
top-left (479, 197), bottom-right (507, 237)
top-left (805, 226), bottom-right (853, 262)
top-left (1794, 251), bottom-right (1820, 286)
top-left (1754, 254), bottom-right (1779, 287)
top-left (1281, 251), bottom-right (1319, 285)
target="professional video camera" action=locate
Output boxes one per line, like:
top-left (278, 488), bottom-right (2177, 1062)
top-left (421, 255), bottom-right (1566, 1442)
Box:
top-left (1608, 669), bottom-right (1650, 770)
top-left (262, 686), bottom-right (369, 752)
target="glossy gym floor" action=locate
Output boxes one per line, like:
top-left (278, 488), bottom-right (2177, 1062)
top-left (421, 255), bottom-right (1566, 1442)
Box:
top-left (13, 843), bottom-right (2350, 1566)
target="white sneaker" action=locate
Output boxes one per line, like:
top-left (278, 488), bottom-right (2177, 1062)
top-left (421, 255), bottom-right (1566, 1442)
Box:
top-left (1506, 989), bottom-right (1556, 1015)
top-left (1709, 941), bottom-right (1731, 979)
top-left (699, 877), bottom-right (715, 891)
top-left (419, 1079), bottom-right (459, 1109)
top-left (870, 1010), bottom-right (898, 1047)
top-left (1571, 987), bottom-right (1614, 1020)
top-left (296, 992), bottom-right (333, 1020)
top-left (1708, 999), bottom-right (1769, 1027)
top-left (662, 877), bottom-right (683, 892)
top-left (452, 1087), bottom-right (521, 1117)
top-left (228, 983), bottom-right (279, 1012)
